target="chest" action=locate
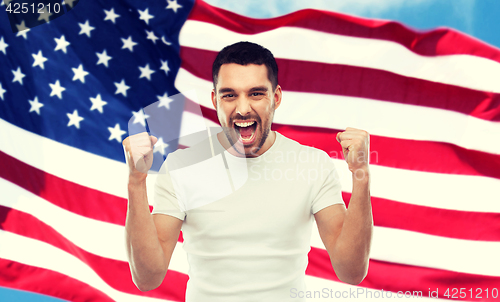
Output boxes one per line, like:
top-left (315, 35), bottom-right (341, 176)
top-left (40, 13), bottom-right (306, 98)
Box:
top-left (181, 164), bottom-right (316, 253)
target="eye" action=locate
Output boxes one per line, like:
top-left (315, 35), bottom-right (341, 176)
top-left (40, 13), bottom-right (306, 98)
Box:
top-left (250, 92), bottom-right (265, 98)
top-left (222, 94), bottom-right (235, 99)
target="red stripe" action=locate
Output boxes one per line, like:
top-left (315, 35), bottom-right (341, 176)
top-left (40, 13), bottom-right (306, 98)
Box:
top-left (0, 150), bottom-right (128, 226)
top-left (341, 193), bottom-right (500, 242)
top-left (183, 100), bottom-right (500, 180)
top-left (307, 247), bottom-right (500, 301)
top-left (0, 150), bottom-right (186, 239)
top-left (180, 46), bottom-right (500, 121)
top-left (189, 0), bottom-right (500, 63)
top-left (0, 205), bottom-right (187, 301)
top-left (272, 124), bottom-right (500, 180)
top-left (0, 259), bottom-right (114, 302)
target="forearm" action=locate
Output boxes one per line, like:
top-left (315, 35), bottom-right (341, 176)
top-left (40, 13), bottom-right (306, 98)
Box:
top-left (125, 179), bottom-right (167, 291)
top-left (332, 169), bottom-right (373, 284)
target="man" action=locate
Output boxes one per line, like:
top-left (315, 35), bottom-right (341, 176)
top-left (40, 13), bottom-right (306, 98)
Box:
top-left (123, 42), bottom-right (372, 301)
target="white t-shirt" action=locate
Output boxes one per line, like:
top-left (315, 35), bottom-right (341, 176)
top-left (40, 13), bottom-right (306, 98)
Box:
top-left (153, 132), bottom-right (344, 302)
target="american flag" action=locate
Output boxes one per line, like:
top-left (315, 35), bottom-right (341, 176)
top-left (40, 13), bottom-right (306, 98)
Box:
top-left (1, 0), bottom-right (499, 301)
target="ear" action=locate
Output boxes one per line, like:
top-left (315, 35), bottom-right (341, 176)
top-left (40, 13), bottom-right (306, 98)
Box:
top-left (273, 85), bottom-right (282, 110)
top-left (211, 89), bottom-right (217, 109)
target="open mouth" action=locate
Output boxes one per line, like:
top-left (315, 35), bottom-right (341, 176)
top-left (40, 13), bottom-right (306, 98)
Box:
top-left (234, 120), bottom-right (258, 145)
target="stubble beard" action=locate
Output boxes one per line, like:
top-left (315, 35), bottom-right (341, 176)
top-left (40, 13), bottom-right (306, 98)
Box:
top-left (221, 110), bottom-right (274, 157)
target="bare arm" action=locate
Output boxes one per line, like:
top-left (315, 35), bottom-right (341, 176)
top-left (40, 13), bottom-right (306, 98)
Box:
top-left (314, 128), bottom-right (373, 285)
top-left (123, 133), bottom-right (182, 291)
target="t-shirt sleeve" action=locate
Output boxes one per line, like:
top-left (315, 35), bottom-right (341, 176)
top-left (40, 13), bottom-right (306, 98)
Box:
top-left (311, 155), bottom-right (345, 214)
top-left (152, 158), bottom-right (186, 220)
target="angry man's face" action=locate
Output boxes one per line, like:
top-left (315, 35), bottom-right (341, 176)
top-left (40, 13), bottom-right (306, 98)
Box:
top-left (212, 63), bottom-right (282, 157)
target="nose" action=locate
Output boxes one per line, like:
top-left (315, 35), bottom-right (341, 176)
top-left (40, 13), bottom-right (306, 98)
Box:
top-left (236, 96), bottom-right (251, 116)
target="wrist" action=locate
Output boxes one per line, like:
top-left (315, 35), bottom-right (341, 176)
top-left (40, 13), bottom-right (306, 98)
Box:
top-left (352, 166), bottom-right (370, 183)
top-left (128, 173), bottom-right (147, 187)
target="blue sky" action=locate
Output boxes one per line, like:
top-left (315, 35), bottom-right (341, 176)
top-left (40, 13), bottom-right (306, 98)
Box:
top-left (1, 0), bottom-right (499, 301)
top-left (205, 0), bottom-right (500, 49)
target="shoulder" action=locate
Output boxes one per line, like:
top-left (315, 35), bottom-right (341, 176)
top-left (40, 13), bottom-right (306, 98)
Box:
top-left (275, 132), bottom-right (332, 164)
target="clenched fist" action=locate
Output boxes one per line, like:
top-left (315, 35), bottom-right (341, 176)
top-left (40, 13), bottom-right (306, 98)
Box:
top-left (122, 132), bottom-right (158, 181)
top-left (336, 127), bottom-right (370, 175)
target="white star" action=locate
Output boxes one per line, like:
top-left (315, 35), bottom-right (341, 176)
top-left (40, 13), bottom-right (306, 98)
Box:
top-left (138, 8), bottom-right (154, 25)
top-left (54, 35), bottom-right (70, 53)
top-left (16, 21), bottom-right (30, 39)
top-left (121, 36), bottom-right (137, 52)
top-left (139, 64), bottom-right (155, 81)
top-left (49, 80), bottom-right (66, 99)
top-left (0, 36), bottom-right (9, 55)
top-left (104, 8), bottom-right (120, 23)
top-left (145, 30), bottom-right (158, 44)
top-left (114, 79), bottom-right (130, 97)
top-left (32, 50), bottom-right (48, 70)
top-left (96, 49), bottom-right (112, 67)
top-left (89, 94), bottom-right (107, 113)
top-left (78, 20), bottom-right (95, 38)
top-left (38, 6), bottom-right (52, 22)
top-left (67, 109), bottom-right (84, 129)
top-left (132, 109), bottom-right (150, 127)
top-left (64, 0), bottom-right (76, 8)
top-left (72, 64), bottom-right (89, 83)
top-left (166, 0), bottom-right (182, 13)
top-left (157, 92), bottom-right (174, 110)
top-left (108, 123), bottom-right (127, 143)
top-left (160, 59), bottom-right (170, 75)
top-left (28, 96), bottom-right (44, 115)
top-left (0, 82), bottom-right (6, 100)
top-left (153, 137), bottom-right (169, 155)
top-left (12, 67), bottom-right (25, 85)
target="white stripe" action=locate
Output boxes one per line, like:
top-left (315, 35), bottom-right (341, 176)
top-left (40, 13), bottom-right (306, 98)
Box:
top-left (180, 20), bottom-right (500, 93)
top-left (0, 118), bottom-right (129, 199)
top-left (277, 93), bottom-right (500, 156)
top-left (0, 118), bottom-right (160, 203)
top-left (2, 115), bottom-right (499, 214)
top-left (0, 177), bottom-right (128, 261)
top-left (310, 223), bottom-right (500, 277)
top-left (0, 231), bottom-right (175, 302)
top-left (168, 242), bottom-right (189, 274)
top-left (304, 276), bottom-right (443, 301)
top-left (178, 111), bottom-right (220, 147)
top-left (175, 68), bottom-right (500, 155)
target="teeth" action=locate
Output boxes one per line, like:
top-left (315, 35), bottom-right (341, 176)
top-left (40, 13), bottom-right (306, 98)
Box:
top-left (235, 121), bottom-right (255, 127)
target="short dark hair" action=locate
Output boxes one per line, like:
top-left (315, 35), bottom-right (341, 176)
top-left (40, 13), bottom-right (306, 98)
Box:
top-left (212, 41), bottom-right (278, 91)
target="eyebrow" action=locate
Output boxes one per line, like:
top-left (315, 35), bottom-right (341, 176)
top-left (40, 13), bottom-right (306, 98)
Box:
top-left (249, 86), bottom-right (268, 93)
top-left (218, 88), bottom-right (235, 94)
top-left (217, 86), bottom-right (269, 94)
